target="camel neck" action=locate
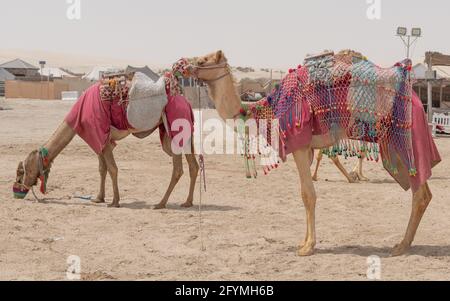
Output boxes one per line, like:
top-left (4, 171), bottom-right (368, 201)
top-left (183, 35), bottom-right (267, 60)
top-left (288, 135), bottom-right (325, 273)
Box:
top-left (207, 74), bottom-right (242, 121)
top-left (43, 122), bottom-right (76, 162)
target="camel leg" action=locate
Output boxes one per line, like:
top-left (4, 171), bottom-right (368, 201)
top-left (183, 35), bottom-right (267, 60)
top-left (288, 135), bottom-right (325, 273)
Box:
top-left (312, 150), bottom-right (323, 182)
top-left (391, 182), bottom-right (433, 256)
top-left (330, 156), bottom-right (358, 183)
top-left (92, 155), bottom-right (107, 204)
top-left (181, 141), bottom-right (199, 208)
top-left (155, 154), bottom-right (184, 210)
top-left (293, 146), bottom-right (317, 256)
top-left (102, 143), bottom-right (121, 208)
top-left (352, 152), bottom-right (369, 181)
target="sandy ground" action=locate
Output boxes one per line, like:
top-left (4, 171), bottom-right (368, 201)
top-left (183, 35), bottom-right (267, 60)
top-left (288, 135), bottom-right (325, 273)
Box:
top-left (0, 98), bottom-right (449, 281)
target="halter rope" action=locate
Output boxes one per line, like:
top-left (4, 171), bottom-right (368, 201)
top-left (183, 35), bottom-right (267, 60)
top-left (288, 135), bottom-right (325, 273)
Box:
top-left (13, 147), bottom-right (50, 201)
top-left (198, 82), bottom-right (206, 252)
top-left (188, 59), bottom-right (259, 177)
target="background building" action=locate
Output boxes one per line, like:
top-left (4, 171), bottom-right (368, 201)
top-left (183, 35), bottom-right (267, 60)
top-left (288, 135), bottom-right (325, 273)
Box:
top-left (0, 68), bottom-right (15, 96)
top-left (0, 59), bottom-right (39, 79)
top-left (125, 65), bottom-right (160, 82)
top-left (413, 63), bottom-right (450, 110)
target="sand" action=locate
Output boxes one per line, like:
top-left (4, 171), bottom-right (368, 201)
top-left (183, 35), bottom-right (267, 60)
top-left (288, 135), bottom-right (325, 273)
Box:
top-left (0, 98), bottom-right (449, 281)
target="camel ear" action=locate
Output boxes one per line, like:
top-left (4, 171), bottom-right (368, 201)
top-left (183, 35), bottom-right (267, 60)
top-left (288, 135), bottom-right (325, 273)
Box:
top-left (16, 162), bottom-right (24, 177)
top-left (215, 50), bottom-right (224, 63)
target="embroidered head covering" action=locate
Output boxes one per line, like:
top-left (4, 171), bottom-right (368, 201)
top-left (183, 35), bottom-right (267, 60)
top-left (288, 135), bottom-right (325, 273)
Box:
top-left (165, 58), bottom-right (191, 96)
top-left (172, 58), bottom-right (190, 77)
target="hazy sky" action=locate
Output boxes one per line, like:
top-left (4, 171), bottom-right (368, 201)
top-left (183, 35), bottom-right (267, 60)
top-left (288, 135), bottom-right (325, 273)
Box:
top-left (1, 0), bottom-right (449, 68)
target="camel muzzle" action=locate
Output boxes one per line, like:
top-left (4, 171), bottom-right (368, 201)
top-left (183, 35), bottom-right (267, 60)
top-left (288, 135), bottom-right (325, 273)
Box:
top-left (13, 182), bottom-right (29, 199)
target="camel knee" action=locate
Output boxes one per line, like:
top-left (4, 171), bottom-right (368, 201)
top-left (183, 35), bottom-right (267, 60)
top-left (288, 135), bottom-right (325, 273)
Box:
top-left (414, 185), bottom-right (433, 212)
top-left (189, 161), bottom-right (199, 177)
top-left (174, 169), bottom-right (184, 181)
top-left (99, 164), bottom-right (107, 174)
top-left (301, 184), bottom-right (317, 206)
top-left (416, 196), bottom-right (431, 213)
top-left (425, 184), bottom-right (433, 202)
top-left (302, 193), bottom-right (316, 206)
top-left (107, 164), bottom-right (118, 178)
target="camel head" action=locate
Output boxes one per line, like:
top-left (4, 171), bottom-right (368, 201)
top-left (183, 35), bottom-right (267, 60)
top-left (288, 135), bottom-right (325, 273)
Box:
top-left (13, 149), bottom-right (51, 199)
top-left (184, 50), bottom-right (244, 120)
top-left (185, 50), bottom-right (228, 82)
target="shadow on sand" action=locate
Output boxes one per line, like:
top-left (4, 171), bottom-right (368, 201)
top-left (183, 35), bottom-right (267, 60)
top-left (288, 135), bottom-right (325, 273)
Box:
top-left (366, 179), bottom-right (397, 184)
top-left (121, 201), bottom-right (241, 212)
top-left (316, 245), bottom-right (450, 258)
top-left (34, 198), bottom-right (241, 212)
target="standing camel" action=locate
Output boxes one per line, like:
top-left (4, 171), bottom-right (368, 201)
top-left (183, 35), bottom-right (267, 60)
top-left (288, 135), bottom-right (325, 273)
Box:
top-left (312, 150), bottom-right (368, 183)
top-left (13, 71), bottom-right (199, 209)
top-left (183, 50), bottom-right (441, 256)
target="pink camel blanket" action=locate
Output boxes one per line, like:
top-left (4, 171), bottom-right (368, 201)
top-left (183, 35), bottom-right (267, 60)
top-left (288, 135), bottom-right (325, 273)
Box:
top-left (65, 82), bottom-right (194, 155)
top-left (387, 92), bottom-right (441, 192)
top-left (159, 94), bottom-right (195, 148)
top-left (278, 91), bottom-right (441, 192)
top-left (65, 83), bottom-right (131, 154)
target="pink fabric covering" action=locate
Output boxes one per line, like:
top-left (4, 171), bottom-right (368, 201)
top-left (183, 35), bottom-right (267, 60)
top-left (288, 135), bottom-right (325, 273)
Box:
top-left (279, 99), bottom-right (313, 160)
top-left (65, 83), bottom-right (131, 154)
top-left (279, 92), bottom-right (441, 193)
top-left (159, 95), bottom-right (194, 147)
top-left (385, 92), bottom-right (441, 192)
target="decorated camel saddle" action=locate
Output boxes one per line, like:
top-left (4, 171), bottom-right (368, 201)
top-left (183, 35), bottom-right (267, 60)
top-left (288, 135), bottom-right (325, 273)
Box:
top-left (63, 60), bottom-right (194, 157)
top-left (242, 50), bottom-right (438, 190)
top-left (98, 71), bottom-right (167, 133)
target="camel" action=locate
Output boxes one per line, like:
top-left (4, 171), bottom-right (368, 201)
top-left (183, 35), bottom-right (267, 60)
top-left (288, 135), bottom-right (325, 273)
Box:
top-left (184, 50), bottom-right (440, 256)
top-left (312, 150), bottom-right (368, 183)
top-left (14, 73), bottom-right (199, 209)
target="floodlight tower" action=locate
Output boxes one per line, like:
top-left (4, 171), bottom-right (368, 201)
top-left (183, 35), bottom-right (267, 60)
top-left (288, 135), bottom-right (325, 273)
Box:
top-left (39, 61), bottom-right (46, 82)
top-left (396, 27), bottom-right (422, 59)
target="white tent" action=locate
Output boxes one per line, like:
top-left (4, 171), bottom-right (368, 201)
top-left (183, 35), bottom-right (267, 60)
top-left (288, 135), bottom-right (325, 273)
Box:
top-left (82, 67), bottom-right (122, 81)
top-left (38, 67), bottom-right (75, 78)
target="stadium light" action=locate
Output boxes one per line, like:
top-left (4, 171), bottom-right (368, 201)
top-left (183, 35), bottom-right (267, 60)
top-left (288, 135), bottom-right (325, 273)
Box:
top-left (411, 28), bottom-right (422, 37)
top-left (396, 27), bottom-right (422, 59)
top-left (397, 27), bottom-right (407, 36)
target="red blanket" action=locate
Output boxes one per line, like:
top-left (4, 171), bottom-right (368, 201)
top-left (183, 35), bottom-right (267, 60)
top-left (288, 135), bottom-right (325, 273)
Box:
top-left (159, 95), bottom-right (194, 148)
top-left (65, 83), bottom-right (131, 154)
top-left (387, 92), bottom-right (441, 192)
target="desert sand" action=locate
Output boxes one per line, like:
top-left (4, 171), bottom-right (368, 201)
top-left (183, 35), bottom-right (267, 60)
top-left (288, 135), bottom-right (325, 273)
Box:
top-left (0, 98), bottom-right (449, 281)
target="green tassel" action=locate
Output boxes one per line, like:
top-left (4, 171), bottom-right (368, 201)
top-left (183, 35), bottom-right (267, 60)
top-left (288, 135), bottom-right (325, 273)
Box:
top-left (40, 147), bottom-right (49, 158)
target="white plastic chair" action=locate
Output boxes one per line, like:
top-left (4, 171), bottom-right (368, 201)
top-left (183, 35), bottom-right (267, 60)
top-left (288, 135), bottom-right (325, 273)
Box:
top-left (432, 113), bottom-right (450, 136)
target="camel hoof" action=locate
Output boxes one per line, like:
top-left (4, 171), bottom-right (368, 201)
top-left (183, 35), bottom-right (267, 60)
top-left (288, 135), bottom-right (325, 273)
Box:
top-left (312, 176), bottom-right (318, 182)
top-left (391, 243), bottom-right (410, 257)
top-left (154, 203), bottom-right (166, 210)
top-left (348, 172), bottom-right (360, 183)
top-left (298, 245), bottom-right (315, 256)
top-left (92, 198), bottom-right (105, 204)
top-left (180, 202), bottom-right (193, 208)
top-left (107, 203), bottom-right (121, 208)
top-left (358, 175), bottom-right (370, 182)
